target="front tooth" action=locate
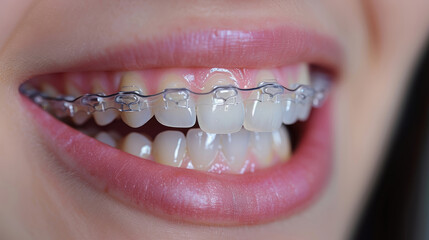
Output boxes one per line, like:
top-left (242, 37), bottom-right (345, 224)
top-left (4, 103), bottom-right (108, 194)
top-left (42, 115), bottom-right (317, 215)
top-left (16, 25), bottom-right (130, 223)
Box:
top-left (152, 131), bottom-right (187, 167)
top-left (92, 82), bottom-right (119, 126)
top-left (243, 70), bottom-right (283, 132)
top-left (271, 125), bottom-right (291, 161)
top-left (65, 80), bottom-right (90, 125)
top-left (119, 72), bottom-right (153, 128)
top-left (196, 73), bottom-right (244, 134)
top-left (250, 132), bottom-right (273, 168)
top-left (154, 73), bottom-right (196, 128)
top-left (120, 132), bottom-right (152, 159)
top-left (220, 128), bottom-right (250, 173)
top-left (95, 131), bottom-right (117, 148)
top-left (186, 129), bottom-right (220, 170)
top-left (282, 99), bottom-right (298, 124)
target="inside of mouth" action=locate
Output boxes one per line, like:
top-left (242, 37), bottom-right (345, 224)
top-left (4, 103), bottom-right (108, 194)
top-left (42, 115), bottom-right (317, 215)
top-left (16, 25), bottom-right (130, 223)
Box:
top-left (20, 64), bottom-right (332, 174)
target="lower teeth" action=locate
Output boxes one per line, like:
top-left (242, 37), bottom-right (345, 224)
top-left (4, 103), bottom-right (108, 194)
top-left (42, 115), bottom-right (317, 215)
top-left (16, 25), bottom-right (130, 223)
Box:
top-left (90, 124), bottom-right (292, 174)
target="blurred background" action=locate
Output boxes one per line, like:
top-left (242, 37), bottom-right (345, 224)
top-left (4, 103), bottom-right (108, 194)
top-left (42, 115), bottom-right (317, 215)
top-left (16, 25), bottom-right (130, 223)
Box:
top-left (353, 38), bottom-right (429, 239)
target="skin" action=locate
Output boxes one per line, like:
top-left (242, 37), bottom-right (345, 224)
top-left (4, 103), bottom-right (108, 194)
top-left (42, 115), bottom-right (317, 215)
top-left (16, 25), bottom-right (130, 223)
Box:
top-left (0, 0), bottom-right (428, 239)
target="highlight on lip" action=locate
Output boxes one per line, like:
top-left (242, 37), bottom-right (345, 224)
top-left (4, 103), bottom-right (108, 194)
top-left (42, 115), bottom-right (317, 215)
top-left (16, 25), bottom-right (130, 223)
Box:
top-left (20, 26), bottom-right (340, 224)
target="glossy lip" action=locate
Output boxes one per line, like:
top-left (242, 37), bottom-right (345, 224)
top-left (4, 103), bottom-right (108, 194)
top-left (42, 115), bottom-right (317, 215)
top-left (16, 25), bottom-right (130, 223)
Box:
top-left (20, 27), bottom-right (339, 224)
top-left (65, 26), bottom-right (342, 73)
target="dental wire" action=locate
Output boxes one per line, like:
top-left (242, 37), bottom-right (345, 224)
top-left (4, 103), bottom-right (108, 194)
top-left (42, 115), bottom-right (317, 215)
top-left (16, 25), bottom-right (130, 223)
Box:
top-left (19, 81), bottom-right (329, 118)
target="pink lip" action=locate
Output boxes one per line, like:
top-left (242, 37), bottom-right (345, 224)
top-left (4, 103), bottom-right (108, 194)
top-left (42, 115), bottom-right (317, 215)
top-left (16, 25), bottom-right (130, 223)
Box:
top-left (67, 26), bottom-right (342, 73)
top-left (21, 27), bottom-right (339, 224)
top-left (24, 96), bottom-right (332, 224)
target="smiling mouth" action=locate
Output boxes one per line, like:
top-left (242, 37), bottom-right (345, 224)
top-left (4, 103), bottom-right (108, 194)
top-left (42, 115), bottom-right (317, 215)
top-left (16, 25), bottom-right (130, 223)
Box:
top-left (19, 27), bottom-right (341, 225)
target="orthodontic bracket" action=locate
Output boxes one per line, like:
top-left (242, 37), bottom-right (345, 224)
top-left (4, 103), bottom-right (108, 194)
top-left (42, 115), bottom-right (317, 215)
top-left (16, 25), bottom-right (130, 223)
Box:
top-left (20, 82), bottom-right (329, 117)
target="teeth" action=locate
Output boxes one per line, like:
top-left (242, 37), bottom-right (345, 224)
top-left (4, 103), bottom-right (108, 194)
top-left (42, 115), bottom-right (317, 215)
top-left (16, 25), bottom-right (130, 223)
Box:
top-left (271, 125), bottom-right (291, 161)
top-left (40, 83), bottom-right (59, 97)
top-left (196, 73), bottom-right (245, 134)
top-left (92, 82), bottom-right (119, 126)
top-left (297, 97), bottom-right (312, 121)
top-left (186, 129), bottom-right (220, 170)
top-left (296, 63), bottom-right (311, 85)
top-left (220, 128), bottom-right (250, 173)
top-left (295, 64), bottom-right (312, 121)
top-left (154, 73), bottom-right (196, 128)
top-left (65, 80), bottom-right (90, 125)
top-left (282, 99), bottom-right (298, 124)
top-left (152, 131), bottom-right (187, 167)
top-left (243, 70), bottom-right (283, 132)
top-left (250, 132), bottom-right (273, 168)
top-left (94, 131), bottom-right (117, 148)
top-left (119, 72), bottom-right (153, 128)
top-left (120, 132), bottom-right (152, 159)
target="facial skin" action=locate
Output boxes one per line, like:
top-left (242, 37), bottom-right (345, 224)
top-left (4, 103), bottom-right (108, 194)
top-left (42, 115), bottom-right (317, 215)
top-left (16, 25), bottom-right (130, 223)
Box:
top-left (0, 0), bottom-right (428, 239)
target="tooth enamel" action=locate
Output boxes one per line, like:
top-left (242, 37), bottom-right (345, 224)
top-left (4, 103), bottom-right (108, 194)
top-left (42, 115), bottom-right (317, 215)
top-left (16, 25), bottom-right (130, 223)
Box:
top-left (243, 70), bottom-right (283, 132)
top-left (297, 96), bottom-right (312, 121)
top-left (271, 125), bottom-right (291, 161)
top-left (250, 132), bottom-right (273, 168)
top-left (186, 129), bottom-right (220, 170)
top-left (295, 64), bottom-right (312, 121)
top-left (296, 63), bottom-right (311, 85)
top-left (120, 132), bottom-right (152, 159)
top-left (65, 80), bottom-right (90, 125)
top-left (154, 73), bottom-right (196, 128)
top-left (40, 83), bottom-right (59, 97)
top-left (152, 131), bottom-right (187, 167)
top-left (95, 131), bottom-right (117, 148)
top-left (282, 99), bottom-right (298, 124)
top-left (196, 73), bottom-right (244, 134)
top-left (220, 128), bottom-right (250, 173)
top-left (92, 82), bottom-right (118, 126)
top-left (119, 72), bottom-right (153, 128)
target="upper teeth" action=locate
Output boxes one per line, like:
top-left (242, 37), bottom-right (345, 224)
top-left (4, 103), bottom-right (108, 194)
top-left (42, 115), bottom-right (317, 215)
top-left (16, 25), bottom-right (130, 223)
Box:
top-left (113, 64), bottom-right (311, 134)
top-left (119, 72), bottom-right (154, 128)
top-left (42, 63), bottom-right (316, 133)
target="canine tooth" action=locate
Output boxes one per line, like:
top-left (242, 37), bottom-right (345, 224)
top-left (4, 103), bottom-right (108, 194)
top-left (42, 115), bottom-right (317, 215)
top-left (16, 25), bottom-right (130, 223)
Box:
top-left (186, 129), bottom-right (220, 170)
top-left (154, 73), bottom-right (196, 128)
top-left (120, 132), bottom-right (151, 158)
top-left (196, 73), bottom-right (244, 134)
top-left (250, 132), bottom-right (273, 168)
top-left (271, 125), bottom-right (291, 161)
top-left (65, 81), bottom-right (90, 125)
top-left (152, 131), bottom-right (186, 167)
top-left (220, 128), bottom-right (250, 173)
top-left (95, 132), bottom-right (117, 148)
top-left (92, 82), bottom-right (118, 126)
top-left (119, 72), bottom-right (153, 128)
top-left (282, 99), bottom-right (298, 124)
top-left (243, 70), bottom-right (283, 132)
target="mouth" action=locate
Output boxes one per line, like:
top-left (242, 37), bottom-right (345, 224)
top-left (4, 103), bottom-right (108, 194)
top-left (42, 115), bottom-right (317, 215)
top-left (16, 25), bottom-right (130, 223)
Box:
top-left (19, 26), bottom-right (341, 225)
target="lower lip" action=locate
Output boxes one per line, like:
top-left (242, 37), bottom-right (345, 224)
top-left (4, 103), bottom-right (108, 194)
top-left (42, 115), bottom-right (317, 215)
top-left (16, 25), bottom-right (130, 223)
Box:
top-left (23, 95), bottom-right (332, 225)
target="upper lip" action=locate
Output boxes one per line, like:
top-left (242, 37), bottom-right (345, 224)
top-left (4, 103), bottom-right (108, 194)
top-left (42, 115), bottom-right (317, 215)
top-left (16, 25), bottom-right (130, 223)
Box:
top-left (39, 27), bottom-right (343, 74)
top-left (22, 25), bottom-right (340, 225)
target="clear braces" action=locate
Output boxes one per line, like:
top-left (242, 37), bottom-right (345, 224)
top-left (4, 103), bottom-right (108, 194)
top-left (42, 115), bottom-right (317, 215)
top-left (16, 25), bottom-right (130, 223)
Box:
top-left (20, 81), bottom-right (330, 119)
